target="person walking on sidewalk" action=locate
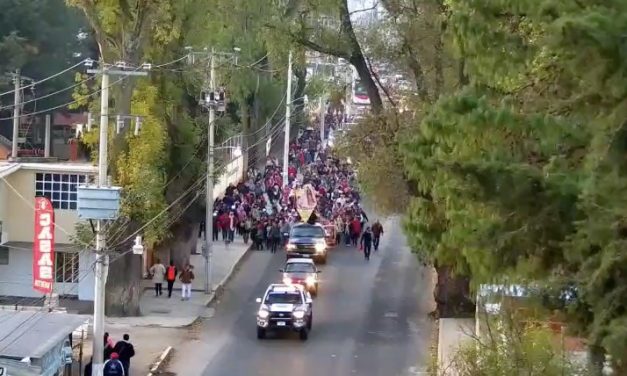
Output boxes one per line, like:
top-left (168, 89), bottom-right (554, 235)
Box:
top-left (218, 211), bottom-right (229, 241)
top-left (113, 334), bottom-right (135, 376)
top-left (372, 220), bottom-right (384, 251)
top-left (227, 211), bottom-right (237, 245)
top-left (165, 261), bottom-right (177, 298)
top-left (179, 264), bottom-right (195, 301)
top-left (149, 259), bottom-right (165, 297)
top-left (212, 213), bottom-right (220, 241)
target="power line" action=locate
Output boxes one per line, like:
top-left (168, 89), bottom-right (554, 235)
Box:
top-left (106, 111), bottom-right (299, 251)
top-left (0, 51), bottom-right (306, 311)
top-left (0, 75), bottom-right (97, 111)
top-left (0, 114), bottom-right (304, 315)
top-left (0, 59), bottom-right (88, 98)
top-left (0, 176), bottom-right (94, 248)
top-left (0, 53), bottom-right (200, 121)
top-left (0, 73), bottom-right (129, 121)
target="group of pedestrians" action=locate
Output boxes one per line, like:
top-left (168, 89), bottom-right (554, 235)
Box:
top-left (202, 127), bottom-right (376, 259)
top-left (148, 125), bottom-right (379, 305)
top-left (149, 259), bottom-right (196, 301)
top-left (84, 333), bottom-right (135, 376)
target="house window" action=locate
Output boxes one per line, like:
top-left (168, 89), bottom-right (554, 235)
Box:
top-left (0, 246), bottom-right (8, 265)
top-left (35, 173), bottom-right (87, 210)
top-left (55, 251), bottom-right (79, 283)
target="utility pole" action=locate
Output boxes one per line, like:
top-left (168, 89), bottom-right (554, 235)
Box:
top-left (86, 61), bottom-right (148, 376)
top-left (187, 46), bottom-right (238, 294)
top-left (319, 96), bottom-right (325, 145)
top-left (11, 70), bottom-right (21, 159)
top-left (282, 50), bottom-right (293, 187)
top-left (205, 48), bottom-right (215, 295)
top-left (92, 67), bottom-right (109, 376)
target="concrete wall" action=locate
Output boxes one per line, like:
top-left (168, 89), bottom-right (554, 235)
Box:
top-left (0, 246), bottom-right (40, 298)
top-left (214, 155), bottom-right (245, 200)
top-left (4, 169), bottom-right (81, 244)
top-left (437, 318), bottom-right (474, 376)
top-left (0, 247), bottom-right (93, 299)
top-left (0, 166), bottom-right (96, 300)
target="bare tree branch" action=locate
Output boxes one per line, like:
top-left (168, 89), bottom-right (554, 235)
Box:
top-left (366, 56), bottom-right (397, 107)
top-left (348, 1), bottom-right (379, 16)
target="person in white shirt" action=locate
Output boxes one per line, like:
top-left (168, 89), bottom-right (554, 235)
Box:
top-left (149, 259), bottom-right (166, 297)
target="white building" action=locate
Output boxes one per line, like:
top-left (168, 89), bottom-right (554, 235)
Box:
top-left (0, 161), bottom-right (97, 302)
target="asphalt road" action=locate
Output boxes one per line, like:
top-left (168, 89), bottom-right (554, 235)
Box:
top-left (167, 217), bottom-right (434, 376)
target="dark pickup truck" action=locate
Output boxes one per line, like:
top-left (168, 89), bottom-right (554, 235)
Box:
top-left (285, 223), bottom-right (328, 264)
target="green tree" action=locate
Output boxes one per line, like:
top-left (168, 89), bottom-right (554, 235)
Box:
top-left (398, 0), bottom-right (627, 369)
top-left (69, 0), bottom-right (289, 315)
top-left (0, 0), bottom-right (92, 108)
top-left (262, 0), bottom-right (384, 113)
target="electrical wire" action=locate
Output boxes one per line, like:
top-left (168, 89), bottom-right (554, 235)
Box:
top-left (0, 176), bottom-right (94, 248)
top-left (0, 310), bottom-right (44, 353)
top-left (0, 75), bottom-right (98, 111)
top-left (0, 74), bottom-right (129, 121)
top-left (0, 51), bottom-right (304, 313)
top-left (0, 53), bottom-right (201, 121)
top-left (0, 114), bottom-right (304, 317)
top-left (161, 93), bottom-right (296, 192)
top-left (106, 111), bottom-right (298, 252)
top-left (0, 59), bottom-right (88, 98)
top-left (104, 111), bottom-right (294, 246)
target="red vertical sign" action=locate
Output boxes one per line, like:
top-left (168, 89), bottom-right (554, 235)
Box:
top-left (33, 197), bottom-right (55, 294)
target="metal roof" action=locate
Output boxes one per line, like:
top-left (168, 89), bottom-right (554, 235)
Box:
top-left (0, 311), bottom-right (88, 359)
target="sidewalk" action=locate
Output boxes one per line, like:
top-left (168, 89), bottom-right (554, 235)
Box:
top-left (107, 236), bottom-right (251, 328)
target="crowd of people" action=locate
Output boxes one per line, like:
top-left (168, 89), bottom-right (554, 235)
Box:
top-left (92, 124), bottom-right (384, 376)
top-left (206, 125), bottom-right (384, 260)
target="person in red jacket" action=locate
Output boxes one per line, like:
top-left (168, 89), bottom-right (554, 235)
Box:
top-left (218, 212), bottom-right (229, 241)
top-left (288, 164), bottom-right (297, 181)
top-left (350, 217), bottom-right (361, 247)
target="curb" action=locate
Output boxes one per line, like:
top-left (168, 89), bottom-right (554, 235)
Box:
top-left (147, 345), bottom-right (173, 376)
top-left (177, 244), bottom-right (253, 328)
top-left (206, 244), bottom-right (253, 306)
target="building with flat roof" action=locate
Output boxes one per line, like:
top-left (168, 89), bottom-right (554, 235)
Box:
top-left (0, 161), bottom-right (97, 302)
top-left (0, 311), bottom-right (88, 376)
